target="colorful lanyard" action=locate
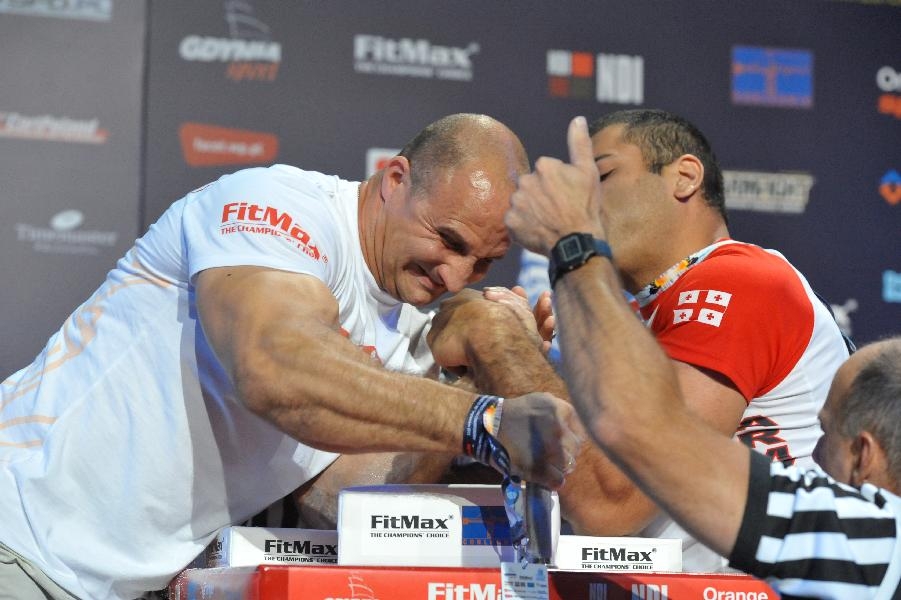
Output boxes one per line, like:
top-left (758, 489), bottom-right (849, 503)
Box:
top-left (633, 239), bottom-right (736, 307)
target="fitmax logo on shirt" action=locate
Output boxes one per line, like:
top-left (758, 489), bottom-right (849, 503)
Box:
top-left (219, 202), bottom-right (324, 261)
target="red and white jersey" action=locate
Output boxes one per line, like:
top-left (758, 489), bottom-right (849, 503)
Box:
top-left (635, 239), bottom-right (849, 572)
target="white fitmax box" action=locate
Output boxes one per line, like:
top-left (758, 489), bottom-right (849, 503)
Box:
top-left (337, 484), bottom-right (560, 567)
top-left (206, 526), bottom-right (338, 567)
top-left (554, 535), bottom-right (682, 572)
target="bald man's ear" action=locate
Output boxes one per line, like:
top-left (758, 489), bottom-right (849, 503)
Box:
top-left (673, 154), bottom-right (704, 201)
top-left (379, 156), bottom-right (412, 201)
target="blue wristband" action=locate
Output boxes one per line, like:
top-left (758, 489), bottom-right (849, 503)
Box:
top-left (462, 395), bottom-right (531, 561)
top-left (462, 395), bottom-right (509, 471)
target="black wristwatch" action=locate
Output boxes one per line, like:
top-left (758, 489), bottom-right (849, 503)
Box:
top-left (548, 233), bottom-right (613, 288)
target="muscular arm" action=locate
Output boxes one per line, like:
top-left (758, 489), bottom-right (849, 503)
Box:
top-left (196, 265), bottom-right (475, 454)
top-left (291, 376), bottom-right (489, 528)
top-left (555, 257), bottom-right (752, 555)
top-left (196, 265), bottom-right (578, 489)
top-left (430, 290), bottom-right (746, 535)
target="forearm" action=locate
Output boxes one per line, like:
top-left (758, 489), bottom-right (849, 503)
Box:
top-left (197, 267), bottom-right (578, 491)
top-left (463, 308), bottom-right (661, 535)
top-left (236, 316), bottom-right (475, 455)
top-left (554, 256), bottom-right (748, 555)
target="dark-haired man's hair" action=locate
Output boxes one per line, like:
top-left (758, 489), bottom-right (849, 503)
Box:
top-left (589, 109), bottom-right (727, 223)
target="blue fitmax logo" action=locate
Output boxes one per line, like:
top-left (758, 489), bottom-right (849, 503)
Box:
top-left (732, 46), bottom-right (813, 108)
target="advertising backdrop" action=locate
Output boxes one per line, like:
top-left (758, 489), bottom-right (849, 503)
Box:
top-left (1, 0), bottom-right (899, 374)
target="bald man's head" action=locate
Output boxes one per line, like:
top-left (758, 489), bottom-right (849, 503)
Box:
top-left (399, 113), bottom-right (529, 199)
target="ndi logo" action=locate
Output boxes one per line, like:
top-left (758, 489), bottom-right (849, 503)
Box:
top-left (732, 46), bottom-right (813, 108)
top-left (631, 584), bottom-right (669, 599)
top-left (547, 50), bottom-right (644, 105)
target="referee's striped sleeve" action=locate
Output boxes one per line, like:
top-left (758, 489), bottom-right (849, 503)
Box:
top-left (729, 451), bottom-right (898, 598)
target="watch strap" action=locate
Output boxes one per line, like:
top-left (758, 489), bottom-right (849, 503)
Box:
top-left (548, 233), bottom-right (612, 288)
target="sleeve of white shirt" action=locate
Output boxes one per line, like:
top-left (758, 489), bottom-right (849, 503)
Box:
top-left (181, 166), bottom-right (338, 283)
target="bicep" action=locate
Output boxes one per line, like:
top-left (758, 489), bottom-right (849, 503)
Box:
top-left (195, 265), bottom-right (339, 381)
top-left (673, 360), bottom-right (748, 436)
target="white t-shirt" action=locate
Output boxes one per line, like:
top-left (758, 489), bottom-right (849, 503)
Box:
top-left (0, 165), bottom-right (434, 599)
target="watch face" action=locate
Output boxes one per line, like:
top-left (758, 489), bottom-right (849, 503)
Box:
top-left (558, 236), bottom-right (584, 261)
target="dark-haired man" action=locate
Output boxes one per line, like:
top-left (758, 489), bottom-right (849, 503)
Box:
top-left (429, 109), bottom-right (850, 572)
top-left (0, 113), bottom-right (579, 600)
top-left (505, 115), bottom-right (900, 596)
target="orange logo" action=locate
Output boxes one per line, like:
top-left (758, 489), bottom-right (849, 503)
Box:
top-left (339, 327), bottom-right (380, 363)
top-left (877, 66), bottom-right (901, 119)
top-left (878, 94), bottom-right (901, 119)
top-left (366, 147), bottom-right (400, 177)
top-left (179, 122), bottom-right (278, 167)
top-left (880, 170), bottom-right (901, 205)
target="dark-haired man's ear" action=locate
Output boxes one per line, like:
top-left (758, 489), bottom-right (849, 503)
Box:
top-left (673, 154), bottom-right (704, 201)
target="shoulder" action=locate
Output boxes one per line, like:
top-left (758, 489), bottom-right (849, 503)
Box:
top-left (210, 165), bottom-right (339, 197)
top-left (686, 242), bottom-right (804, 289)
top-left (678, 242), bottom-right (814, 313)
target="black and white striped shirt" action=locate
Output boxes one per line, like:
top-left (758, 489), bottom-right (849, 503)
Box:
top-left (730, 451), bottom-right (901, 599)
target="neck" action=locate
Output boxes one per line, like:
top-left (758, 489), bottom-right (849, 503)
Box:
top-left (623, 221), bottom-right (730, 293)
top-left (357, 175), bottom-right (385, 289)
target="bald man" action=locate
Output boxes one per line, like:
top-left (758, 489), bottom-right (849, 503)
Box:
top-left (0, 114), bottom-right (579, 600)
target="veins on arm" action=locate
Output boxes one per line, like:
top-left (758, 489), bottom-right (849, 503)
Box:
top-left (195, 265), bottom-right (473, 455)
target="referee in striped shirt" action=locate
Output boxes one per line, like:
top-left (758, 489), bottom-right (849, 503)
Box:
top-left (506, 116), bottom-right (901, 599)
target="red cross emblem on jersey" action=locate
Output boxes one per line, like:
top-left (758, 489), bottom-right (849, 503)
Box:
top-left (672, 289), bottom-right (732, 327)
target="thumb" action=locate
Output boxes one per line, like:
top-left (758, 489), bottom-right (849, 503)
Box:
top-left (567, 116), bottom-right (595, 172)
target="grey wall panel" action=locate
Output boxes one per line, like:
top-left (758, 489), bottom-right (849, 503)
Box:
top-left (0, 1), bottom-right (147, 375)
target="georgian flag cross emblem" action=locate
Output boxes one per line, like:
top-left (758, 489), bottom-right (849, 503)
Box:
top-left (673, 289), bottom-right (732, 327)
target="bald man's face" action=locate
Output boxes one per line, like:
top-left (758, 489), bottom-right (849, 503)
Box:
top-left (380, 160), bottom-right (514, 306)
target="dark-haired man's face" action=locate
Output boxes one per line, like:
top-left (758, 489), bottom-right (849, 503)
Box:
top-left (591, 125), bottom-right (677, 291)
